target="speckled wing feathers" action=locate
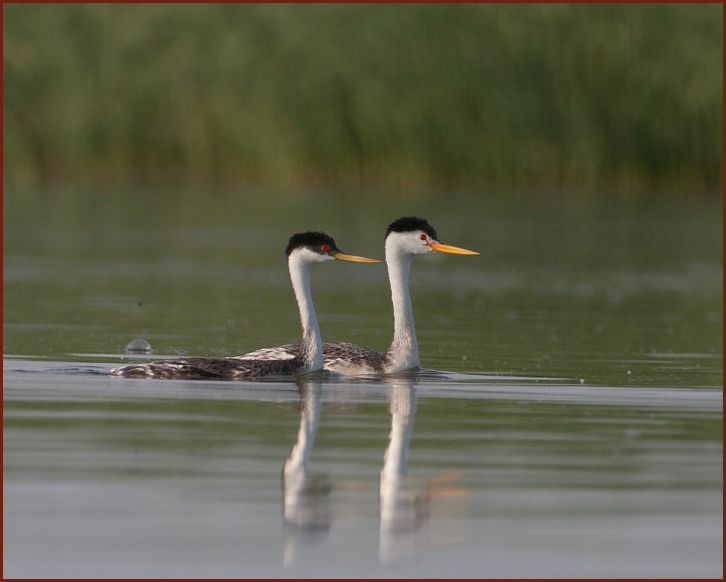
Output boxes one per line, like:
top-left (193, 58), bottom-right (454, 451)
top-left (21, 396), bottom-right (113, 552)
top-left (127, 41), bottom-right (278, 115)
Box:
top-left (240, 345), bottom-right (299, 361)
top-left (243, 341), bottom-right (389, 375)
top-left (110, 356), bottom-right (300, 379)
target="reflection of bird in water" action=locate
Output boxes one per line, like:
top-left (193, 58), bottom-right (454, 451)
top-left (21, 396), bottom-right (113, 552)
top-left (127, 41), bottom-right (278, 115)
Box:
top-left (379, 377), bottom-right (424, 564)
top-left (378, 377), bottom-right (469, 565)
top-left (282, 378), bottom-right (331, 567)
top-left (109, 232), bottom-right (378, 380)
top-left (280, 375), bottom-right (469, 568)
top-left (243, 217), bottom-right (478, 375)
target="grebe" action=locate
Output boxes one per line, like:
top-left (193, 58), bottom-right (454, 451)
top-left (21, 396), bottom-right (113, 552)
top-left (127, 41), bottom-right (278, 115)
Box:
top-left (242, 217), bottom-right (478, 375)
top-left (109, 231), bottom-right (379, 380)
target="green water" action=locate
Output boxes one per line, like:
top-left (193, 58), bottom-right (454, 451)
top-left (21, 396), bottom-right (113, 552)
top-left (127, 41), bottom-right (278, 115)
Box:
top-left (4, 191), bottom-right (722, 383)
top-left (3, 191), bottom-right (723, 577)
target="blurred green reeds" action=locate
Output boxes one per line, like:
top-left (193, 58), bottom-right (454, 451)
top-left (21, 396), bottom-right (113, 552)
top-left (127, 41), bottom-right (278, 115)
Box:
top-left (3, 3), bottom-right (722, 196)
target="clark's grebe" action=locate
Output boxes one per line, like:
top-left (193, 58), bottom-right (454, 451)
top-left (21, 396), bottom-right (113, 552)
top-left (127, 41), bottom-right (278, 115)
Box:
top-left (109, 231), bottom-right (379, 379)
top-left (243, 217), bottom-right (478, 375)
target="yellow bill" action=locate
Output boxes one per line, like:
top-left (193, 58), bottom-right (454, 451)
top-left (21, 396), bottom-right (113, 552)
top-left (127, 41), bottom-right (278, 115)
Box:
top-left (428, 242), bottom-right (479, 255)
top-left (331, 252), bottom-right (381, 263)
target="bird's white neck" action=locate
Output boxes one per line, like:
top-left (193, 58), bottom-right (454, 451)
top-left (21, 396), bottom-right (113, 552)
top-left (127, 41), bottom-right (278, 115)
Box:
top-left (288, 255), bottom-right (324, 372)
top-left (385, 244), bottom-right (420, 371)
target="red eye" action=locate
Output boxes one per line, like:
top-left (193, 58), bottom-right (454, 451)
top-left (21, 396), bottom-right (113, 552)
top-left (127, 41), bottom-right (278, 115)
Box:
top-left (321, 244), bottom-right (330, 252)
top-left (420, 234), bottom-right (427, 241)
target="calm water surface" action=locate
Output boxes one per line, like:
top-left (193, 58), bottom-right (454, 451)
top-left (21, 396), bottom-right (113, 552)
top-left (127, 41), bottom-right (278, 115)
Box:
top-left (3, 192), bottom-right (723, 577)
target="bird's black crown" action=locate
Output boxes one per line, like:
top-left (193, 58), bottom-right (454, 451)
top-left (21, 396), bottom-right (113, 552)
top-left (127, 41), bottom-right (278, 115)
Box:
top-left (385, 216), bottom-right (438, 241)
top-left (286, 231), bottom-right (338, 256)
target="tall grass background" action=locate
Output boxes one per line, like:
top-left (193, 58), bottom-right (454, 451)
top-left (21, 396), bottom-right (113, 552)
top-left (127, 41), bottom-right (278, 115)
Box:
top-left (3, 3), bottom-right (722, 198)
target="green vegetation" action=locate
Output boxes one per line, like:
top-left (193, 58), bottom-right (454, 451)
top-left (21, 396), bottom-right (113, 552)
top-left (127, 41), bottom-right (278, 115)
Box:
top-left (3, 3), bottom-right (722, 195)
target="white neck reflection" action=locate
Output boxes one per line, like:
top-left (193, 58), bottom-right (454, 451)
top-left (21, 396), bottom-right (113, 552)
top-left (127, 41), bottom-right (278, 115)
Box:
top-left (282, 377), bottom-right (330, 567)
top-left (281, 374), bottom-right (463, 568)
top-left (379, 377), bottom-right (427, 564)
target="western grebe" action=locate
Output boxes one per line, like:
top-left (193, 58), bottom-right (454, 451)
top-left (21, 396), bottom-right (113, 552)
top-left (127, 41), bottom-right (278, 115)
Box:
top-left (242, 217), bottom-right (478, 375)
top-left (109, 231), bottom-right (379, 380)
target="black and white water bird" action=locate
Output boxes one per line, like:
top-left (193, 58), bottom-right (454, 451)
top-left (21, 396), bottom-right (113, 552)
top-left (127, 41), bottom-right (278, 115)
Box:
top-left (243, 217), bottom-right (478, 375)
top-left (109, 231), bottom-right (379, 380)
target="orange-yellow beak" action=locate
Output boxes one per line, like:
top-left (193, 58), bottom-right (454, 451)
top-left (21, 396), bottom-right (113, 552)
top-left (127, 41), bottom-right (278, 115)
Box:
top-left (428, 242), bottom-right (479, 255)
top-left (331, 252), bottom-right (381, 263)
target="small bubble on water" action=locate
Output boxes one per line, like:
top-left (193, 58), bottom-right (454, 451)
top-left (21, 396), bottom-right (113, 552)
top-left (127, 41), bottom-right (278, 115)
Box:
top-left (126, 339), bottom-right (152, 354)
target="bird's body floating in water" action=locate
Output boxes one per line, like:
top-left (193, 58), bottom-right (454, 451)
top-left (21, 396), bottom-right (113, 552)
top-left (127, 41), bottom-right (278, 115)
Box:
top-left (110, 232), bottom-right (379, 380)
top-left (243, 217), bottom-right (479, 375)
